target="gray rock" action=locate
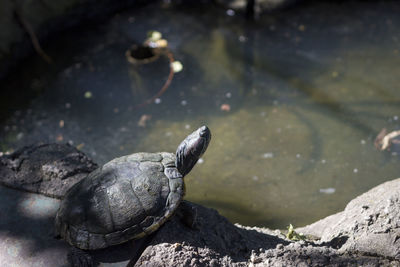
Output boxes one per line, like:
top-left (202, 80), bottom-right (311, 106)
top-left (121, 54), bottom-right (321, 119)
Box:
top-left (0, 143), bottom-right (97, 198)
top-left (298, 178), bottom-right (400, 260)
top-left (0, 143), bottom-right (400, 266)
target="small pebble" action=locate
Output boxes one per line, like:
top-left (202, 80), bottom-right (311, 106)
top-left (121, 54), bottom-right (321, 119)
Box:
top-left (360, 139), bottom-right (366, 145)
top-left (353, 168), bottom-right (358, 173)
top-left (185, 124), bottom-right (190, 129)
top-left (197, 158), bottom-right (204, 164)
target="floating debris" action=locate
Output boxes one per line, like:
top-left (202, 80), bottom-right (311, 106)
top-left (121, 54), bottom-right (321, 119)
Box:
top-left (16, 132), bottom-right (24, 140)
top-left (76, 143), bottom-right (85, 150)
top-left (262, 153), bottom-right (274, 159)
top-left (154, 98), bottom-right (162, 104)
top-left (147, 31), bottom-right (162, 42)
top-left (65, 103), bottom-right (71, 109)
top-left (238, 36), bottom-right (247, 42)
top-left (84, 91), bottom-right (92, 98)
top-left (220, 104), bottom-right (231, 112)
top-left (226, 9), bottom-right (235, 16)
top-left (374, 128), bottom-right (400, 151)
top-left (56, 134), bottom-right (63, 142)
top-left (319, 188), bottom-right (335, 194)
top-left (59, 120), bottom-right (64, 128)
top-left (126, 44), bottom-right (160, 65)
top-left (298, 24), bottom-right (306, 32)
top-left (353, 168), bottom-right (358, 173)
top-left (171, 61), bottom-right (183, 73)
top-left (225, 92), bottom-right (232, 98)
top-left (138, 114), bottom-right (152, 127)
top-left (145, 31), bottom-right (168, 49)
top-left (181, 100), bottom-right (188, 106)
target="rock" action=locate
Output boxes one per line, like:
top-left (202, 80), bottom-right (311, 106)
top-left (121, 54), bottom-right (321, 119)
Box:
top-left (298, 178), bottom-right (400, 260)
top-left (0, 143), bottom-right (399, 266)
top-left (0, 143), bottom-right (97, 198)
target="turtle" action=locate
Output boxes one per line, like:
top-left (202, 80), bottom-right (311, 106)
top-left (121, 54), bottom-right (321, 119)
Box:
top-left (55, 125), bottom-right (211, 266)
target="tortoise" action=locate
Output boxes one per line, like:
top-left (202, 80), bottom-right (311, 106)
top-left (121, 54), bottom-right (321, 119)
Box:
top-left (55, 125), bottom-right (211, 266)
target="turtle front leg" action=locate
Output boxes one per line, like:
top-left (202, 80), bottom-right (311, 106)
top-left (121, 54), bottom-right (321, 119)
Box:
top-left (68, 247), bottom-right (96, 267)
top-left (177, 201), bottom-right (198, 229)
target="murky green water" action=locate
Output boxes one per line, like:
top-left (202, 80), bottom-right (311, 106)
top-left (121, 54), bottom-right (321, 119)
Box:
top-left (1, 1), bottom-right (400, 228)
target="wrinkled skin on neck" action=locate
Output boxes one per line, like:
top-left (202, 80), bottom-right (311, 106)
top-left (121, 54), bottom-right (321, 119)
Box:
top-left (176, 126), bottom-right (211, 177)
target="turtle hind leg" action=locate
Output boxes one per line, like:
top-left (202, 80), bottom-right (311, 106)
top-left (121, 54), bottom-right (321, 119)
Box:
top-left (68, 247), bottom-right (96, 267)
top-left (177, 201), bottom-right (198, 229)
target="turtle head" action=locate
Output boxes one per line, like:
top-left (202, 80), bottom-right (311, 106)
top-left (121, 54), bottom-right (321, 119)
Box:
top-left (176, 126), bottom-right (211, 177)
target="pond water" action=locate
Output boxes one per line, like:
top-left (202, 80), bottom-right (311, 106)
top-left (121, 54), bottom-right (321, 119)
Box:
top-left (1, 1), bottom-right (400, 228)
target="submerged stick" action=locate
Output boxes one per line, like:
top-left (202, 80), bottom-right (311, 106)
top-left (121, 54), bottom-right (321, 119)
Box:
top-left (134, 49), bottom-right (175, 109)
top-left (14, 5), bottom-right (53, 64)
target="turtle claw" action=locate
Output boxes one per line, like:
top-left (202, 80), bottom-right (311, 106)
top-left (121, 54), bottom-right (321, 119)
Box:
top-left (68, 247), bottom-right (95, 267)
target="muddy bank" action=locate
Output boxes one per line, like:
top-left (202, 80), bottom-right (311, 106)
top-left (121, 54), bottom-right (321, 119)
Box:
top-left (0, 143), bottom-right (399, 266)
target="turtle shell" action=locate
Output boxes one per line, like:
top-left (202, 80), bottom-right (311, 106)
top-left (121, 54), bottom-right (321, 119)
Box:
top-left (54, 152), bottom-right (184, 250)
